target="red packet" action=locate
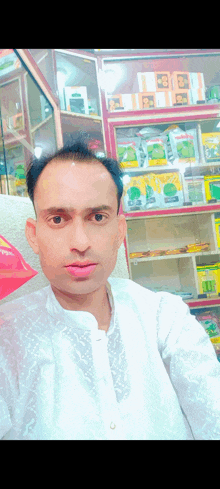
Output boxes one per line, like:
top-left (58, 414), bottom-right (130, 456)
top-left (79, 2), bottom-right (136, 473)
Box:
top-left (0, 235), bottom-right (38, 300)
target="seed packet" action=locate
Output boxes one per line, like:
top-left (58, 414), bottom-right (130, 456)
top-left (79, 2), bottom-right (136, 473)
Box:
top-left (143, 172), bottom-right (184, 209)
top-left (142, 136), bottom-right (169, 167)
top-left (0, 235), bottom-right (38, 300)
top-left (123, 175), bottom-right (146, 212)
top-left (169, 127), bottom-right (199, 164)
top-left (117, 138), bottom-right (142, 168)
top-left (196, 310), bottom-right (220, 338)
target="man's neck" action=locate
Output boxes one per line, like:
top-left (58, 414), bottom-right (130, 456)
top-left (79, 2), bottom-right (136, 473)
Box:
top-left (51, 283), bottom-right (112, 332)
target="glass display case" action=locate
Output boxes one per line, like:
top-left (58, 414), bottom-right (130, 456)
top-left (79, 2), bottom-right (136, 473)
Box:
top-left (0, 49), bottom-right (58, 197)
top-left (54, 49), bottom-right (105, 156)
top-left (98, 50), bottom-right (220, 348)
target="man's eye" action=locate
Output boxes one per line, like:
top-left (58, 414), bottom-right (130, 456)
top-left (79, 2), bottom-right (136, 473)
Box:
top-left (50, 216), bottom-right (64, 224)
top-left (94, 213), bottom-right (104, 222)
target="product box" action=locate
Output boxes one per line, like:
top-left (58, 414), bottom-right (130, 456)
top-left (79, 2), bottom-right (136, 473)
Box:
top-left (172, 71), bottom-right (191, 91)
top-left (197, 263), bottom-right (220, 297)
top-left (189, 72), bottom-right (205, 90)
top-left (189, 88), bottom-right (206, 105)
top-left (154, 72), bottom-right (172, 91)
top-left (137, 72), bottom-right (157, 93)
top-left (202, 132), bottom-right (220, 162)
top-left (64, 86), bottom-right (89, 114)
top-left (215, 218), bottom-right (220, 249)
top-left (107, 94), bottom-right (139, 111)
top-left (172, 90), bottom-right (190, 106)
top-left (204, 175), bottom-right (220, 202)
top-left (155, 92), bottom-right (172, 108)
top-left (123, 175), bottom-right (146, 212)
top-left (183, 176), bottom-right (206, 204)
top-left (138, 92), bottom-right (156, 109)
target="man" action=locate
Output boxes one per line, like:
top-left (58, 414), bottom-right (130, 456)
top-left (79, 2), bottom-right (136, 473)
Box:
top-left (0, 141), bottom-right (220, 440)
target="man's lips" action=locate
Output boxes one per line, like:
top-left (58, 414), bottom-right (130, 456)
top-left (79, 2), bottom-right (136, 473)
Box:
top-left (65, 263), bottom-right (97, 277)
top-left (65, 262), bottom-right (97, 267)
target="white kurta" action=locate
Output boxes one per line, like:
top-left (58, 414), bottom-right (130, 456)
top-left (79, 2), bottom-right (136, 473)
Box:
top-left (0, 277), bottom-right (220, 440)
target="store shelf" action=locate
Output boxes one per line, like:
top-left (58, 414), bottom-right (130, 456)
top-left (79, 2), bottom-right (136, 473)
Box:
top-left (130, 250), bottom-right (219, 264)
top-left (185, 297), bottom-right (220, 308)
top-left (123, 203), bottom-right (220, 219)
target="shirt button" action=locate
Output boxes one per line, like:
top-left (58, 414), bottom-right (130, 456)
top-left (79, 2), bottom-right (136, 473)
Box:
top-left (110, 422), bottom-right (116, 430)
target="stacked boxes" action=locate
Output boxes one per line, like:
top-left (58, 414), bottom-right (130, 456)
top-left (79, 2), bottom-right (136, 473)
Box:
top-left (108, 69), bottom-right (206, 111)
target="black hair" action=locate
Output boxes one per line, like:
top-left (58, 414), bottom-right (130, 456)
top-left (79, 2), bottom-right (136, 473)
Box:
top-left (25, 139), bottom-right (124, 215)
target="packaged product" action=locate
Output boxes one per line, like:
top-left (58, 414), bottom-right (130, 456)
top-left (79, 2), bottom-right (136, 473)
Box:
top-left (137, 72), bottom-right (157, 93)
top-left (189, 72), bottom-right (205, 91)
top-left (168, 127), bottom-right (199, 164)
top-left (183, 176), bottom-right (206, 204)
top-left (0, 235), bottom-right (38, 301)
top-left (195, 310), bottom-right (220, 338)
top-left (172, 72), bottom-right (191, 91)
top-left (143, 171), bottom-right (184, 208)
top-left (202, 133), bottom-right (220, 162)
top-left (142, 136), bottom-right (168, 167)
top-left (172, 90), bottom-right (190, 106)
top-left (117, 138), bottom-right (142, 168)
top-left (123, 175), bottom-right (146, 212)
top-left (204, 175), bottom-right (220, 202)
top-left (138, 92), bottom-right (156, 109)
top-left (154, 72), bottom-right (172, 91)
top-left (215, 217), bottom-right (220, 249)
top-left (64, 86), bottom-right (89, 114)
top-left (197, 263), bottom-right (220, 297)
top-left (155, 91), bottom-right (172, 108)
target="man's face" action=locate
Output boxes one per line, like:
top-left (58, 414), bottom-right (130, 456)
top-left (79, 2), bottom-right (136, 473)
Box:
top-left (25, 158), bottom-right (127, 297)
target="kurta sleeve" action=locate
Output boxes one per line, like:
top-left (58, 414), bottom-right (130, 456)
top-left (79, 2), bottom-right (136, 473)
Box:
top-left (0, 367), bottom-right (13, 439)
top-left (157, 292), bottom-right (220, 440)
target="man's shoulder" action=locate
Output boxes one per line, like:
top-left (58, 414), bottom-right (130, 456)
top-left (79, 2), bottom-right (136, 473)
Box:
top-left (0, 286), bottom-right (50, 323)
top-left (108, 277), bottom-right (185, 309)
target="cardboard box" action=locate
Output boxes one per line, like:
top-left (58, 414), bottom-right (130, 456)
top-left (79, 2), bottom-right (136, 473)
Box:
top-left (138, 92), bottom-right (156, 109)
top-left (137, 72), bottom-right (157, 93)
top-left (172, 71), bottom-right (191, 91)
top-left (64, 86), bottom-right (89, 114)
top-left (155, 91), bottom-right (172, 108)
top-left (154, 72), bottom-right (172, 91)
top-left (107, 94), bottom-right (139, 111)
top-left (189, 88), bottom-right (206, 104)
top-left (172, 90), bottom-right (190, 106)
top-left (189, 72), bottom-right (205, 90)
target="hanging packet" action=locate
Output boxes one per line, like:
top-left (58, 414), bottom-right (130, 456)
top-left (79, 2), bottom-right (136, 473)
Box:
top-left (117, 138), bottom-right (142, 168)
top-left (0, 235), bottom-right (38, 301)
top-left (169, 127), bottom-right (199, 164)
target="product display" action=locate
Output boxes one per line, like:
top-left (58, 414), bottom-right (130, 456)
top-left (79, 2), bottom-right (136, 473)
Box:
top-left (168, 127), bottom-right (199, 164)
top-left (197, 262), bottom-right (220, 297)
top-left (172, 90), bottom-right (190, 106)
top-left (123, 175), bottom-right (146, 211)
top-left (183, 176), bottom-right (206, 204)
top-left (204, 175), bottom-right (220, 202)
top-left (64, 86), bottom-right (89, 114)
top-left (117, 138), bottom-right (141, 168)
top-left (202, 133), bottom-right (220, 162)
top-left (172, 71), bottom-right (191, 91)
top-left (144, 171), bottom-right (184, 208)
top-left (138, 92), bottom-right (156, 109)
top-left (0, 235), bottom-right (38, 300)
top-left (130, 242), bottom-right (210, 259)
top-left (215, 217), bottom-right (220, 248)
top-left (195, 310), bottom-right (220, 338)
top-left (142, 136), bottom-right (168, 167)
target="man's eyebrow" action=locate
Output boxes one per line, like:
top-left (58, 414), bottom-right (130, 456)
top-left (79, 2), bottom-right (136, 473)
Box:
top-left (40, 205), bottom-right (114, 216)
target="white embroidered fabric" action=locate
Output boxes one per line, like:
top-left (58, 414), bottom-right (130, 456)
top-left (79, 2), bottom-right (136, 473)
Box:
top-left (0, 277), bottom-right (220, 440)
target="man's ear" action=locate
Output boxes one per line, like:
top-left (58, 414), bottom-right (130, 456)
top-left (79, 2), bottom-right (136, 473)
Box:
top-left (117, 213), bottom-right (127, 249)
top-left (25, 218), bottom-right (39, 255)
